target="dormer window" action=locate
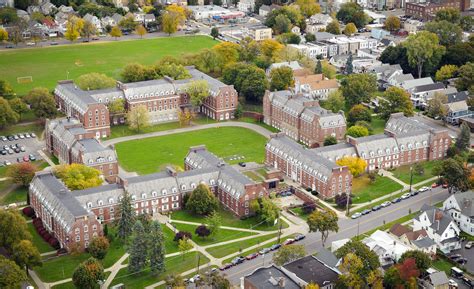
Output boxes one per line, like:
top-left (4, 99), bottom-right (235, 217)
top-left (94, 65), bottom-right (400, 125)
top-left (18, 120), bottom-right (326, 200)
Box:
top-left (142, 193), bottom-right (146, 199)
top-left (152, 191), bottom-right (157, 197)
top-left (162, 189), bottom-right (167, 195)
top-left (97, 200), bottom-right (103, 206)
top-left (87, 202), bottom-right (92, 208)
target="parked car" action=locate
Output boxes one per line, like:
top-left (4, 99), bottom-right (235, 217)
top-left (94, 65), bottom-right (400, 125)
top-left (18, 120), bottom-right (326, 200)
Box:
top-left (401, 193), bottom-right (411, 199)
top-left (449, 254), bottom-right (462, 261)
top-left (456, 258), bottom-right (468, 265)
top-left (361, 209), bottom-right (371, 215)
top-left (20, 146), bottom-right (25, 152)
top-left (466, 241), bottom-right (474, 249)
top-left (351, 212), bottom-right (362, 219)
top-left (381, 201), bottom-right (391, 208)
top-left (232, 256), bottom-right (245, 265)
top-left (23, 155), bottom-right (29, 162)
top-left (14, 147), bottom-right (20, 153)
top-left (392, 198), bottom-right (402, 203)
top-left (432, 183), bottom-right (440, 188)
top-left (189, 274), bottom-right (201, 283)
top-left (410, 190), bottom-right (419, 196)
top-left (31, 133), bottom-right (36, 138)
top-left (219, 263), bottom-right (233, 271)
top-left (294, 234), bottom-right (305, 241)
top-left (462, 276), bottom-right (474, 288)
top-left (0, 150), bottom-right (6, 155)
top-left (29, 154), bottom-right (36, 161)
top-left (13, 135), bottom-right (18, 140)
top-left (50, 42), bottom-right (59, 45)
top-left (238, 162), bottom-right (246, 167)
top-left (245, 253), bottom-right (259, 260)
top-left (19, 133), bottom-right (24, 139)
top-left (270, 244), bottom-right (281, 251)
top-left (259, 248), bottom-right (271, 254)
top-left (25, 133), bottom-right (31, 138)
top-left (26, 42), bottom-right (35, 46)
top-left (4, 160), bottom-right (11, 166)
top-left (371, 205), bottom-right (382, 211)
top-left (1, 136), bottom-right (7, 141)
top-left (449, 279), bottom-right (459, 288)
top-left (442, 183), bottom-right (449, 188)
top-left (419, 186), bottom-right (429, 192)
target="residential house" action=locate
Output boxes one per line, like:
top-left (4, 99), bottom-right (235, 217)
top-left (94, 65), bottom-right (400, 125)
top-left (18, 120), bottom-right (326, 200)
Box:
top-left (266, 61), bottom-right (303, 75)
top-left (243, 265), bottom-right (301, 289)
top-left (418, 269), bottom-right (450, 289)
top-left (57, 5), bottom-right (74, 13)
top-left (244, 25), bottom-right (272, 41)
top-left (0, 0), bottom-right (13, 7)
top-left (443, 191), bottom-right (474, 236)
top-left (101, 16), bottom-right (116, 28)
top-left (111, 13), bottom-right (123, 25)
top-left (282, 255), bottom-right (340, 288)
top-left (445, 91), bottom-right (473, 124)
top-left (413, 204), bottom-right (461, 253)
top-left (237, 0), bottom-right (255, 12)
top-left (306, 13), bottom-right (332, 33)
top-left (288, 43), bottom-right (328, 59)
top-left (389, 223), bottom-right (437, 256)
top-left (291, 26), bottom-right (300, 34)
top-left (405, 0), bottom-right (462, 21)
top-left (144, 14), bottom-right (155, 26)
top-left (404, 19), bottom-right (423, 34)
top-left (371, 28), bottom-right (390, 40)
top-left (401, 77), bottom-right (434, 92)
top-left (411, 83), bottom-right (456, 108)
top-left (83, 13), bottom-right (102, 32)
top-left (258, 4), bottom-right (279, 17)
top-left (294, 73), bottom-right (339, 100)
top-left (363, 230), bottom-right (413, 266)
top-left (371, 63), bottom-right (404, 89)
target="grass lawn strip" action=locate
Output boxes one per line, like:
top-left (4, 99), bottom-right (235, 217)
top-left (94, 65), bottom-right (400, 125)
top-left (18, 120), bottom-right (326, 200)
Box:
top-left (351, 174), bottom-right (404, 204)
top-left (110, 252), bottom-right (209, 288)
top-left (289, 207), bottom-right (310, 221)
top-left (108, 122), bottom-right (183, 139)
top-left (206, 233), bottom-right (278, 259)
top-left (0, 185), bottom-right (28, 205)
top-left (115, 127), bottom-right (267, 174)
top-left (0, 123), bottom-right (45, 140)
top-left (35, 253), bottom-right (92, 283)
top-left (371, 116), bottom-right (386, 135)
top-left (0, 36), bottom-right (217, 95)
top-left (27, 223), bottom-right (55, 254)
top-left (171, 222), bottom-right (256, 246)
top-left (392, 161), bottom-right (440, 185)
top-left (51, 272), bottom-right (111, 289)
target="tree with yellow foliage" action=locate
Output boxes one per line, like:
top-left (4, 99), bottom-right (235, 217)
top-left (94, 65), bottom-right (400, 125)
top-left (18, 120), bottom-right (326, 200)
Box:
top-left (305, 283), bottom-right (320, 289)
top-left (110, 26), bottom-right (122, 40)
top-left (165, 5), bottom-right (187, 23)
top-left (336, 156), bottom-right (367, 177)
top-left (65, 16), bottom-right (84, 42)
top-left (260, 39), bottom-right (284, 61)
top-left (162, 12), bottom-right (180, 36)
top-left (0, 28), bottom-right (8, 45)
top-left (212, 41), bottom-right (240, 64)
top-left (343, 22), bottom-right (357, 36)
top-left (135, 25), bottom-right (147, 38)
top-left (178, 109), bottom-right (195, 127)
top-left (295, 0), bottom-right (321, 17)
top-left (54, 164), bottom-right (102, 190)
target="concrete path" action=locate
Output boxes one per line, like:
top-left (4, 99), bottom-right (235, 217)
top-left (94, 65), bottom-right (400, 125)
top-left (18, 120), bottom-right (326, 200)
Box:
top-left (29, 269), bottom-right (46, 289)
top-left (170, 219), bottom-right (269, 234)
top-left (37, 149), bottom-right (56, 167)
top-left (379, 169), bottom-right (410, 190)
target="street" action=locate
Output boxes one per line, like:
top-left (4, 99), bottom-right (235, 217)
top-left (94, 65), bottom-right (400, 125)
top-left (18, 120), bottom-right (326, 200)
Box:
top-left (224, 187), bottom-right (450, 285)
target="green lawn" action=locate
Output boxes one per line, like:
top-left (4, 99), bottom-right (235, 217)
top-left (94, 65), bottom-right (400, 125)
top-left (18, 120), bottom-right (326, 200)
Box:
top-left (289, 207), bottom-right (310, 221)
top-left (108, 122), bottom-right (183, 139)
top-left (351, 174), bottom-right (403, 204)
top-left (0, 123), bottom-right (45, 140)
top-left (392, 161), bottom-right (439, 185)
top-left (111, 252), bottom-right (209, 289)
top-left (101, 226), bottom-right (127, 269)
top-left (0, 185), bottom-right (28, 205)
top-left (171, 207), bottom-right (286, 231)
top-left (51, 272), bottom-right (111, 289)
top-left (0, 36), bottom-right (217, 95)
top-left (371, 116), bottom-right (386, 135)
top-left (35, 253), bottom-right (92, 283)
top-left (171, 222), bottom-right (256, 246)
top-left (27, 223), bottom-right (55, 254)
top-left (115, 127), bottom-right (267, 174)
top-left (238, 117), bottom-right (280, 133)
top-left (206, 233), bottom-right (278, 258)
top-left (163, 225), bottom-right (180, 254)
top-left (433, 259), bottom-right (453, 275)
top-left (243, 171), bottom-right (265, 182)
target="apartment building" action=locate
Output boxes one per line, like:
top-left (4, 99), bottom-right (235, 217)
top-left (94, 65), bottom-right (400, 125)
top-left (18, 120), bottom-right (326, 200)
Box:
top-left (294, 73), bottom-right (339, 100)
top-left (244, 24), bottom-right (272, 41)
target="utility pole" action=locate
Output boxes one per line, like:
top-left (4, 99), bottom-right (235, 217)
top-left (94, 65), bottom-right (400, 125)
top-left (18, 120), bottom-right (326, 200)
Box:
top-left (196, 254), bottom-right (201, 275)
top-left (409, 166), bottom-right (413, 192)
top-left (277, 214), bottom-right (283, 244)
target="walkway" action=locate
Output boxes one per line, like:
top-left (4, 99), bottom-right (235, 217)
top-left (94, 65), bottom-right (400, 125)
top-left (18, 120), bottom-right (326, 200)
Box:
top-left (37, 149), bottom-right (56, 167)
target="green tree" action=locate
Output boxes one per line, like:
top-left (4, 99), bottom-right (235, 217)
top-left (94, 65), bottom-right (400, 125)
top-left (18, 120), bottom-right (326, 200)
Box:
top-left (270, 66), bottom-right (294, 91)
top-left (54, 164), bottom-right (102, 190)
top-left (434, 7), bottom-right (460, 23)
top-left (435, 64), bottom-right (458, 82)
top-left (426, 92), bottom-right (448, 119)
top-left (108, 98), bottom-right (125, 115)
top-left (326, 19), bottom-right (340, 34)
top-left (65, 16), bottom-right (84, 42)
top-left (8, 98), bottom-right (28, 121)
top-left (178, 237), bottom-right (193, 260)
top-left (455, 62), bottom-right (474, 92)
top-left (384, 15), bottom-right (400, 32)
top-left (343, 23), bottom-right (357, 36)
top-left (335, 240), bottom-right (380, 275)
top-left (347, 104), bottom-right (371, 125)
top-left (324, 135), bottom-right (337, 146)
top-left (127, 105), bottom-right (150, 133)
top-left (346, 125), bottom-right (369, 138)
top-left (12, 240), bottom-right (42, 273)
top-left (72, 257), bottom-right (105, 289)
top-left (440, 158), bottom-right (470, 193)
top-left (265, 6), bottom-right (304, 31)
top-left (0, 97), bottom-right (18, 127)
top-left (121, 63), bottom-right (147, 83)
top-left (148, 221), bottom-right (166, 275)
top-left (119, 16), bottom-right (137, 31)
top-left (321, 89), bottom-right (344, 113)
top-left (0, 80), bottom-right (13, 98)
top-left (80, 20), bottom-right (96, 41)
top-left (425, 20), bottom-right (462, 47)
top-left (379, 87), bottom-right (414, 120)
top-left (341, 74), bottom-right (376, 109)
top-left (307, 209), bottom-right (338, 247)
top-left (210, 27), bottom-right (219, 39)
top-left (273, 244), bottom-right (306, 266)
top-left (442, 42), bottom-right (474, 67)
top-left (222, 63), bottom-right (268, 103)
top-left (206, 211), bottom-right (222, 240)
top-left (305, 32), bottom-right (316, 42)
top-left (88, 236), bottom-right (109, 260)
top-left (128, 221), bottom-right (148, 273)
top-left (118, 191), bottom-right (135, 240)
top-left (345, 52), bottom-right (353, 74)
top-left (399, 250), bottom-right (431, 273)
top-left (455, 122), bottom-right (471, 151)
top-left (251, 197), bottom-right (280, 225)
top-left (186, 184), bottom-right (219, 215)
top-left (162, 11), bottom-right (180, 35)
top-left (110, 25), bottom-right (122, 40)
top-left (0, 255), bottom-right (28, 289)
top-left (336, 2), bottom-right (368, 28)
top-left (404, 31), bottom-right (446, 78)
top-left (24, 87), bottom-right (56, 119)
top-left (322, 61), bottom-right (337, 79)
top-left (186, 80), bottom-right (210, 107)
top-left (460, 16), bottom-right (473, 31)
top-left (76, 73), bottom-right (116, 90)
top-left (0, 209), bottom-right (31, 251)
top-left (273, 14), bottom-right (291, 34)
top-left (165, 273), bottom-right (185, 288)
top-left (6, 162), bottom-right (39, 187)
top-left (295, 0), bottom-right (320, 17)
top-left (338, 253), bottom-right (365, 289)
top-left (315, 59), bottom-right (323, 74)
top-left (277, 32), bottom-right (301, 44)
top-left (384, 266), bottom-right (403, 289)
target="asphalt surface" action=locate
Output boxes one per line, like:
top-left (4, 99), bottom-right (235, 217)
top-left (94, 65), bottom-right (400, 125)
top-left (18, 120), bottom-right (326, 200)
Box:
top-left (0, 133), bottom-right (43, 166)
top-left (223, 187), bottom-right (450, 285)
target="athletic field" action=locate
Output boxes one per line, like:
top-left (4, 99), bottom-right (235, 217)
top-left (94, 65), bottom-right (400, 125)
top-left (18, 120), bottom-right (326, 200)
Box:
top-left (0, 36), bottom-right (217, 95)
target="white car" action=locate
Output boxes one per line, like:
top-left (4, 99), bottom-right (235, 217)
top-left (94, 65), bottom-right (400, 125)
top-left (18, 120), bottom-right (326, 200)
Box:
top-left (189, 274), bottom-right (201, 283)
top-left (449, 279), bottom-right (458, 288)
top-left (401, 193), bottom-right (411, 200)
top-left (381, 201), bottom-right (391, 207)
top-left (419, 186), bottom-right (429, 192)
top-left (351, 212), bottom-right (362, 219)
top-left (26, 42), bottom-right (35, 46)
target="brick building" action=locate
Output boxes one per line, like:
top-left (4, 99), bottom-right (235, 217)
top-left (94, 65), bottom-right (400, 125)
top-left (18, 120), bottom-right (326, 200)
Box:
top-left (29, 146), bottom-right (268, 251)
top-left (405, 0), bottom-right (462, 20)
top-left (263, 90), bottom-right (347, 147)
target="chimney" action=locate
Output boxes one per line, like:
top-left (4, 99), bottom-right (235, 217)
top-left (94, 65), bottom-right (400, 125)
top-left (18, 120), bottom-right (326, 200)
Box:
top-left (166, 166), bottom-right (177, 177)
top-left (278, 277), bottom-right (286, 288)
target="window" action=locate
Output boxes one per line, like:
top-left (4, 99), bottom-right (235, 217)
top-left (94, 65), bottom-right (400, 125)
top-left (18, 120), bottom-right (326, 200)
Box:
top-left (84, 225), bottom-right (88, 232)
top-left (75, 228), bottom-right (80, 234)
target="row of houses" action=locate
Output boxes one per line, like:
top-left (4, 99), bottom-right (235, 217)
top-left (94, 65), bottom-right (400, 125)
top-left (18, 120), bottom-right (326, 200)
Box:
top-left (29, 145), bottom-right (271, 251)
top-left (53, 66), bottom-right (238, 138)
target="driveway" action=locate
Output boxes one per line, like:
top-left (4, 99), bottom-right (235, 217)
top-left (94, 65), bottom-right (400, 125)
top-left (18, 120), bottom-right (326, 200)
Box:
top-left (0, 134), bottom-right (44, 166)
top-left (452, 240), bottom-right (474, 274)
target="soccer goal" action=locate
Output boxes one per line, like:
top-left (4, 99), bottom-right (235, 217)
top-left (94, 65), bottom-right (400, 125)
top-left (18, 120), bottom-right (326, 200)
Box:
top-left (17, 76), bottom-right (33, 84)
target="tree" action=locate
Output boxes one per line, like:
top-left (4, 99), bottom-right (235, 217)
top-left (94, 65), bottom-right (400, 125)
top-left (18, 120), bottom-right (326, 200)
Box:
top-left (346, 125), bottom-right (369, 138)
top-left (440, 158), bottom-right (470, 193)
top-left (162, 11), bottom-right (180, 35)
top-left (404, 31), bottom-right (445, 78)
top-left (186, 184), bottom-right (219, 215)
top-left (6, 162), bottom-right (38, 187)
top-left (326, 19), bottom-right (340, 34)
top-left (210, 27), bottom-right (219, 39)
top-left (178, 109), bottom-right (195, 127)
top-left (0, 255), bottom-right (28, 289)
top-left (338, 253), bottom-right (365, 289)
top-left (72, 257), bottom-right (105, 289)
top-left (178, 237), bottom-right (193, 260)
top-left (128, 221), bottom-right (148, 273)
top-left (315, 59), bottom-right (322, 74)
top-left (399, 250), bottom-right (431, 273)
top-left (270, 66), bottom-right (294, 91)
top-left (442, 43), bottom-right (474, 67)
top-left (12, 239), bottom-right (41, 273)
top-left (234, 103), bottom-right (243, 119)
top-left (277, 32), bottom-right (301, 45)
top-left (195, 224), bottom-right (211, 238)
top-left (435, 64), bottom-right (458, 82)
top-left (8, 98), bottom-right (28, 120)
top-left (0, 80), bottom-right (13, 98)
top-left (118, 191), bottom-right (135, 240)
top-left (0, 7), bottom-right (19, 24)
top-left (0, 97), bottom-right (18, 127)
top-left (343, 23), bottom-right (356, 36)
top-left (380, 45), bottom-right (412, 75)
top-left (335, 193), bottom-right (352, 209)
top-left (88, 236), bottom-right (109, 260)
top-left (260, 39), bottom-right (284, 61)
top-left (222, 63), bottom-right (268, 103)
top-left (336, 156), bottom-right (367, 176)
top-left (206, 211), bottom-right (222, 240)
top-left (305, 32), bottom-right (316, 42)
top-left (165, 273), bottom-right (185, 288)
top-left (24, 87), bottom-right (56, 119)
top-left (305, 283), bottom-right (320, 289)
top-left (455, 122), bottom-right (471, 151)
top-left (384, 15), bottom-right (400, 32)
top-left (341, 74), bottom-right (376, 109)
top-left (455, 62), bottom-right (474, 92)
top-left (119, 16), bottom-right (137, 31)
top-left (413, 162), bottom-right (424, 176)
top-left (302, 201), bottom-right (317, 214)
top-left (460, 15), bottom-right (473, 31)
top-left (347, 104), bottom-right (371, 125)
top-left (0, 27), bottom-right (8, 44)
top-left (379, 87), bottom-right (414, 120)
top-left (307, 209), bottom-right (338, 247)
top-left (265, 6), bottom-right (304, 31)
top-left (384, 266), bottom-right (403, 289)
top-left (108, 99), bottom-right (125, 116)
top-left (81, 20), bottom-right (96, 41)
top-left (186, 80), bottom-right (210, 107)
top-left (213, 41), bottom-right (240, 64)
top-left (336, 2), bottom-right (368, 28)
top-left (321, 91), bottom-right (344, 114)
top-left (174, 231), bottom-right (192, 242)
top-left (295, 0), bottom-right (320, 17)
top-left (396, 258), bottom-right (420, 287)
top-left (121, 63), bottom-right (148, 83)
top-left (135, 25), bottom-right (147, 38)
top-left (76, 73), bottom-right (116, 90)
top-left (435, 7), bottom-right (460, 23)
top-left (324, 135), bottom-right (337, 146)
top-left (54, 164), bottom-right (102, 190)
top-left (345, 52), bottom-right (353, 74)
top-left (251, 197), bottom-right (280, 225)
top-left (206, 273), bottom-right (231, 289)
top-left (273, 244), bottom-right (306, 266)
top-left (0, 209), bottom-right (31, 252)
top-left (110, 25), bottom-right (122, 40)
top-left (425, 20), bottom-right (462, 47)
top-left (427, 92), bottom-right (448, 119)
top-left (335, 240), bottom-right (380, 275)
top-left (65, 16), bottom-right (84, 42)
top-left (148, 221), bottom-right (165, 275)
top-left (127, 105), bottom-right (150, 133)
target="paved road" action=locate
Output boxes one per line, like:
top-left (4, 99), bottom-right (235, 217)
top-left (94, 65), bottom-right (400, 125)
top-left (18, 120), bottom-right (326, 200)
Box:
top-left (223, 187), bottom-right (450, 285)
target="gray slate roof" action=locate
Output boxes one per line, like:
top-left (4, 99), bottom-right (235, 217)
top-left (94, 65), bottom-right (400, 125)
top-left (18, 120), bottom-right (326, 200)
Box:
top-left (312, 143), bottom-right (357, 162)
top-left (447, 91), bottom-right (469, 104)
top-left (412, 237), bottom-right (436, 248)
top-left (283, 255), bottom-right (339, 286)
top-left (429, 271), bottom-right (449, 286)
top-left (453, 191), bottom-right (474, 217)
top-left (72, 138), bottom-right (117, 166)
top-left (416, 204), bottom-right (455, 235)
top-left (245, 265), bottom-right (300, 289)
top-left (412, 82), bottom-right (445, 93)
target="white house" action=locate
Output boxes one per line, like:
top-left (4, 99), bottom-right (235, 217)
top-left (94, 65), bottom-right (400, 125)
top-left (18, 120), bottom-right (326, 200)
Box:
top-left (237, 0), bottom-right (255, 13)
top-left (266, 61), bottom-right (302, 76)
top-left (83, 13), bottom-right (102, 31)
top-left (443, 191), bottom-right (474, 236)
top-left (306, 13), bottom-right (332, 33)
top-left (363, 230), bottom-right (413, 267)
top-left (413, 204), bottom-right (461, 254)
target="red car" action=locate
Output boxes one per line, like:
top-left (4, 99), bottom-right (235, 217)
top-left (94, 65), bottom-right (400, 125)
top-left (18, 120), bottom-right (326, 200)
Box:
top-left (246, 253), bottom-right (259, 260)
top-left (431, 183), bottom-right (440, 188)
top-left (283, 238), bottom-right (295, 245)
top-left (442, 183), bottom-right (448, 188)
top-left (219, 263), bottom-right (233, 271)
top-left (23, 155), bottom-right (29, 162)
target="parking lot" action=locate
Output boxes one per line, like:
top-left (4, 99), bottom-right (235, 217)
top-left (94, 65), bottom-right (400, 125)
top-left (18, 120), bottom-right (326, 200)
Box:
top-left (451, 240), bottom-right (474, 276)
top-left (0, 132), bottom-right (44, 167)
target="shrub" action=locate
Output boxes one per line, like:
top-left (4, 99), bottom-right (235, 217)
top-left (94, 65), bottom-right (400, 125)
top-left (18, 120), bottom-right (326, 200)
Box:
top-left (174, 231), bottom-right (192, 242)
top-left (302, 201), bottom-right (317, 214)
top-left (195, 225), bottom-right (211, 238)
top-left (335, 193), bottom-right (352, 208)
top-left (22, 207), bottom-right (35, 217)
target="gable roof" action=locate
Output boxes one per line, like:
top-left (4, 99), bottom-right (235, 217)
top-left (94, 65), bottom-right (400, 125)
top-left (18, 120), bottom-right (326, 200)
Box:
top-left (447, 91), bottom-right (469, 103)
top-left (412, 237), bottom-right (436, 248)
top-left (452, 191), bottom-right (474, 217)
top-left (389, 223), bottom-right (411, 237)
top-left (245, 265), bottom-right (300, 289)
top-left (412, 82), bottom-right (445, 93)
top-left (416, 205), bottom-right (456, 234)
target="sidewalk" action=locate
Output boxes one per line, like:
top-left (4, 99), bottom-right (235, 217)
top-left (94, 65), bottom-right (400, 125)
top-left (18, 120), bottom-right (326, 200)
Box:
top-left (37, 149), bottom-right (56, 167)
